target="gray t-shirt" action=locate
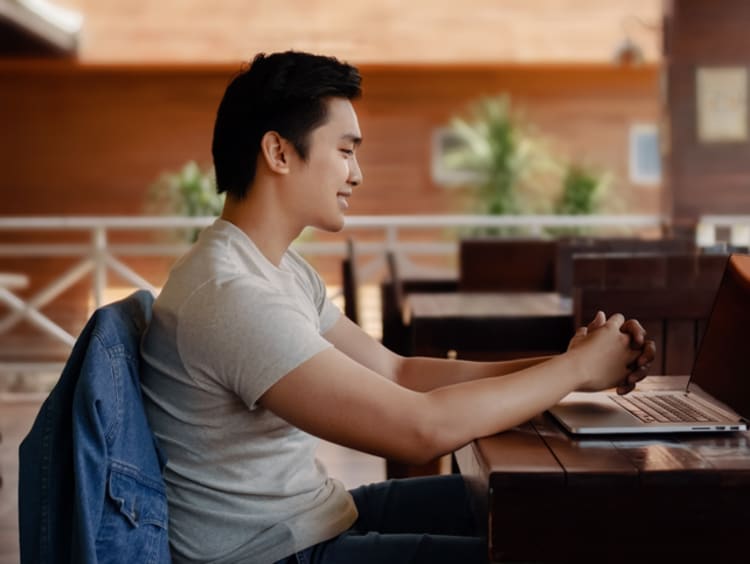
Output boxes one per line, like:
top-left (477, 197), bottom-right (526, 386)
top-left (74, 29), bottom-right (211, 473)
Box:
top-left (140, 219), bottom-right (357, 563)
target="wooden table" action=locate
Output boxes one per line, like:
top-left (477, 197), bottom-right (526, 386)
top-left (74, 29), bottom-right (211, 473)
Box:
top-left (455, 377), bottom-right (750, 563)
top-left (404, 292), bottom-right (574, 360)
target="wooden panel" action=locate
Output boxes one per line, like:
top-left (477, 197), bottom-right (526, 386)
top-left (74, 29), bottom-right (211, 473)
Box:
top-left (665, 0), bottom-right (750, 227)
top-left (0, 62), bottom-right (661, 218)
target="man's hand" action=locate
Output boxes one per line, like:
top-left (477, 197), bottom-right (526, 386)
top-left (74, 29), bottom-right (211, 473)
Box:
top-left (569, 311), bottom-right (656, 395)
top-left (617, 317), bottom-right (656, 394)
top-left (567, 310), bottom-right (606, 351)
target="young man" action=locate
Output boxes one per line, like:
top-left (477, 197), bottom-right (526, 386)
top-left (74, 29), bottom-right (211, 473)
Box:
top-left (140, 51), bottom-right (655, 564)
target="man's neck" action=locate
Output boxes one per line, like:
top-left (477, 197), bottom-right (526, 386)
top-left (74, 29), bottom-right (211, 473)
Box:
top-left (220, 193), bottom-right (301, 267)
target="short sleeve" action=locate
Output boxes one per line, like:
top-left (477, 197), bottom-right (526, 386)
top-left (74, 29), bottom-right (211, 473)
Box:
top-left (284, 249), bottom-right (341, 332)
top-left (177, 280), bottom-right (333, 408)
top-left (319, 297), bottom-right (341, 333)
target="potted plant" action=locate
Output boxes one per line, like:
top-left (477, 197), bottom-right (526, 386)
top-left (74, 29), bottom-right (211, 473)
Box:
top-left (441, 95), bottom-right (558, 234)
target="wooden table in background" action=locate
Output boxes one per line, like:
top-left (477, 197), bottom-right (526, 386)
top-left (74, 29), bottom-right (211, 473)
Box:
top-left (455, 377), bottom-right (750, 563)
top-left (404, 292), bottom-right (574, 360)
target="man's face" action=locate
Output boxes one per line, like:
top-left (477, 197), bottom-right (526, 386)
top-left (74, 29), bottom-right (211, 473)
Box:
top-left (288, 97), bottom-right (363, 232)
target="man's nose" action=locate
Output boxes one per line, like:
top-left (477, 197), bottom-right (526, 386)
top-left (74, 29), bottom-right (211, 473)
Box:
top-left (348, 158), bottom-right (363, 187)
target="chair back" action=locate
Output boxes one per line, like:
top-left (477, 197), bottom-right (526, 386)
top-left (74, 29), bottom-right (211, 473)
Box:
top-left (573, 254), bottom-right (727, 375)
top-left (341, 237), bottom-right (360, 325)
top-left (380, 251), bottom-right (459, 356)
top-left (459, 238), bottom-right (557, 292)
top-left (556, 237), bottom-right (696, 296)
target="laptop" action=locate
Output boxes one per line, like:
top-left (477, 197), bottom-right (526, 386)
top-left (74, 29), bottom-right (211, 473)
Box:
top-left (548, 253), bottom-right (750, 435)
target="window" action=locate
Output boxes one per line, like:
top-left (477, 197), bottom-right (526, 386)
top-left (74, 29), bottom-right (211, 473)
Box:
top-left (629, 123), bottom-right (661, 186)
top-left (430, 127), bottom-right (483, 187)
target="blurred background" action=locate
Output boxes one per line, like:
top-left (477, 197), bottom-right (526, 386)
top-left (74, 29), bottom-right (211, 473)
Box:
top-left (3, 2), bottom-right (750, 560)
top-left (0, 0), bottom-right (747, 370)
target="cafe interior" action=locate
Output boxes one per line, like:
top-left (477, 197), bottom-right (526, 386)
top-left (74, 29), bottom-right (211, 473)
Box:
top-left (3, 0), bottom-right (750, 562)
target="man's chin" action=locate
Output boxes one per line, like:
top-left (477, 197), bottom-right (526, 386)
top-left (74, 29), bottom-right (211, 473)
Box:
top-left (314, 216), bottom-right (346, 233)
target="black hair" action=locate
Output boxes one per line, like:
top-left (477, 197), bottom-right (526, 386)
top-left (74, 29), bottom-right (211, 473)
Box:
top-left (211, 51), bottom-right (362, 199)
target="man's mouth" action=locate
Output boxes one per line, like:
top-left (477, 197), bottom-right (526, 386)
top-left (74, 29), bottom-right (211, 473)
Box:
top-left (337, 191), bottom-right (351, 209)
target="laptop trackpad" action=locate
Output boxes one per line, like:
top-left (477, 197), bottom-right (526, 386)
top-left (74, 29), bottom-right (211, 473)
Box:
top-left (550, 393), bottom-right (640, 429)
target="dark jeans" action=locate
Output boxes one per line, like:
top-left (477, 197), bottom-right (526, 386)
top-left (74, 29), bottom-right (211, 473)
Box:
top-left (275, 474), bottom-right (488, 564)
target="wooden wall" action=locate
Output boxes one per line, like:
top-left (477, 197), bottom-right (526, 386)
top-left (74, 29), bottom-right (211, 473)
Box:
top-left (665, 0), bottom-right (750, 229)
top-left (0, 61), bottom-right (660, 217)
top-left (0, 61), bottom-right (659, 353)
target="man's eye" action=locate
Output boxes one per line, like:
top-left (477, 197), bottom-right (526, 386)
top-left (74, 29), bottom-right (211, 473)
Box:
top-left (340, 149), bottom-right (354, 155)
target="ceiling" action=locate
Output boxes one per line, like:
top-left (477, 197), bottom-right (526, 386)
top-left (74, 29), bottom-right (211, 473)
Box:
top-left (1, 0), bottom-right (663, 64)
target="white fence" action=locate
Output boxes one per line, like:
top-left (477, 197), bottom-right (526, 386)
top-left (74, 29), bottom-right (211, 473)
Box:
top-left (696, 215), bottom-right (750, 248)
top-left (0, 214), bottom-right (665, 369)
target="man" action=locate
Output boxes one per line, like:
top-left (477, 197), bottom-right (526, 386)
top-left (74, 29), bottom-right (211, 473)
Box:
top-left (140, 51), bottom-right (654, 564)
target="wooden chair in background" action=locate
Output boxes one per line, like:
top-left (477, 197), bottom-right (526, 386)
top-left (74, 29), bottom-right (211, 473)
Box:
top-left (458, 238), bottom-right (557, 292)
top-left (380, 251), bottom-right (458, 356)
top-left (555, 237), bottom-right (696, 297)
top-left (341, 238), bottom-right (360, 326)
top-left (573, 253), bottom-right (728, 375)
top-left (382, 250), bottom-right (458, 479)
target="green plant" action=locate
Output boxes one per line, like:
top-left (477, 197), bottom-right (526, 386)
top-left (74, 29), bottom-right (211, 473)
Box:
top-left (442, 96), bottom-right (559, 234)
top-left (146, 161), bottom-right (225, 241)
top-left (546, 162), bottom-right (610, 236)
top-left (442, 95), bottom-right (623, 238)
top-left (445, 95), bottom-right (551, 214)
top-left (556, 163), bottom-right (605, 215)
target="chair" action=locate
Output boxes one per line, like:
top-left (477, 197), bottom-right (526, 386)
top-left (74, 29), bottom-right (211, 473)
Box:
top-left (380, 250), bottom-right (407, 355)
top-left (459, 238), bottom-right (558, 292)
top-left (380, 251), bottom-right (459, 356)
top-left (18, 290), bottom-right (171, 564)
top-left (341, 237), bottom-right (361, 325)
top-left (573, 254), bottom-right (727, 375)
top-left (555, 237), bottom-right (696, 297)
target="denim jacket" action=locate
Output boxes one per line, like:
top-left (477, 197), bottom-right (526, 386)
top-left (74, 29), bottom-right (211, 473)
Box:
top-left (19, 290), bottom-right (171, 564)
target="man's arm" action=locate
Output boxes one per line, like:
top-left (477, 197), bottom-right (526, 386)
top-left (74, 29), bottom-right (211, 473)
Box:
top-left (260, 313), bottom-right (644, 464)
top-left (323, 314), bottom-right (553, 391)
top-left (323, 313), bottom-right (654, 392)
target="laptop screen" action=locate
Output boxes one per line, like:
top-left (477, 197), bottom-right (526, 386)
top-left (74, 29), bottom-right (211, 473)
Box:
top-left (689, 254), bottom-right (750, 419)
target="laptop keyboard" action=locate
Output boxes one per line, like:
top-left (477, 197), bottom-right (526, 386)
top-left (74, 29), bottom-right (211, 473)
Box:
top-left (609, 393), bottom-right (719, 424)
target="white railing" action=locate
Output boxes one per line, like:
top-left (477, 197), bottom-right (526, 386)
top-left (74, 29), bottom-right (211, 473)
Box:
top-left (0, 214), bottom-right (665, 367)
top-left (696, 215), bottom-right (750, 248)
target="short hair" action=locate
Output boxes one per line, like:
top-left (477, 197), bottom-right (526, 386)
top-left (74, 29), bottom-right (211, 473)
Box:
top-left (211, 51), bottom-right (362, 199)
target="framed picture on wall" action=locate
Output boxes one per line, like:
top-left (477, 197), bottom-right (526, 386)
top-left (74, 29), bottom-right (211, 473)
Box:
top-left (696, 67), bottom-right (748, 143)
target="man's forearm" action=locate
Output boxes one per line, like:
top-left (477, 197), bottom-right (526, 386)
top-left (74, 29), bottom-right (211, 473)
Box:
top-left (395, 354), bottom-right (554, 392)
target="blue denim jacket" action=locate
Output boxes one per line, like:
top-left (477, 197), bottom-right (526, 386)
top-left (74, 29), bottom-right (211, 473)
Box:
top-left (19, 290), bottom-right (171, 564)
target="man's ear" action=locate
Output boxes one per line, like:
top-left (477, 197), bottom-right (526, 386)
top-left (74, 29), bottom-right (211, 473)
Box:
top-left (259, 131), bottom-right (291, 175)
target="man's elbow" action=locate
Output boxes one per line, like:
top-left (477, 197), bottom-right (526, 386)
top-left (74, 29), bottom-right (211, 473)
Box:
top-left (393, 410), bottom-right (451, 465)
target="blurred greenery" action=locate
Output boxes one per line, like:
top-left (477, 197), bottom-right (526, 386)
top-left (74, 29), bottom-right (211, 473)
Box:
top-left (548, 162), bottom-right (610, 236)
top-left (442, 95), bottom-right (612, 236)
top-left (556, 164), bottom-right (603, 215)
top-left (146, 161), bottom-right (224, 242)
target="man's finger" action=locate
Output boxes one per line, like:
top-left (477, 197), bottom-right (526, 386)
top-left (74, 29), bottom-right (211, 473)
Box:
top-left (638, 340), bottom-right (657, 365)
top-left (587, 310), bottom-right (606, 331)
top-left (606, 312), bottom-right (626, 329)
top-left (621, 318), bottom-right (646, 347)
